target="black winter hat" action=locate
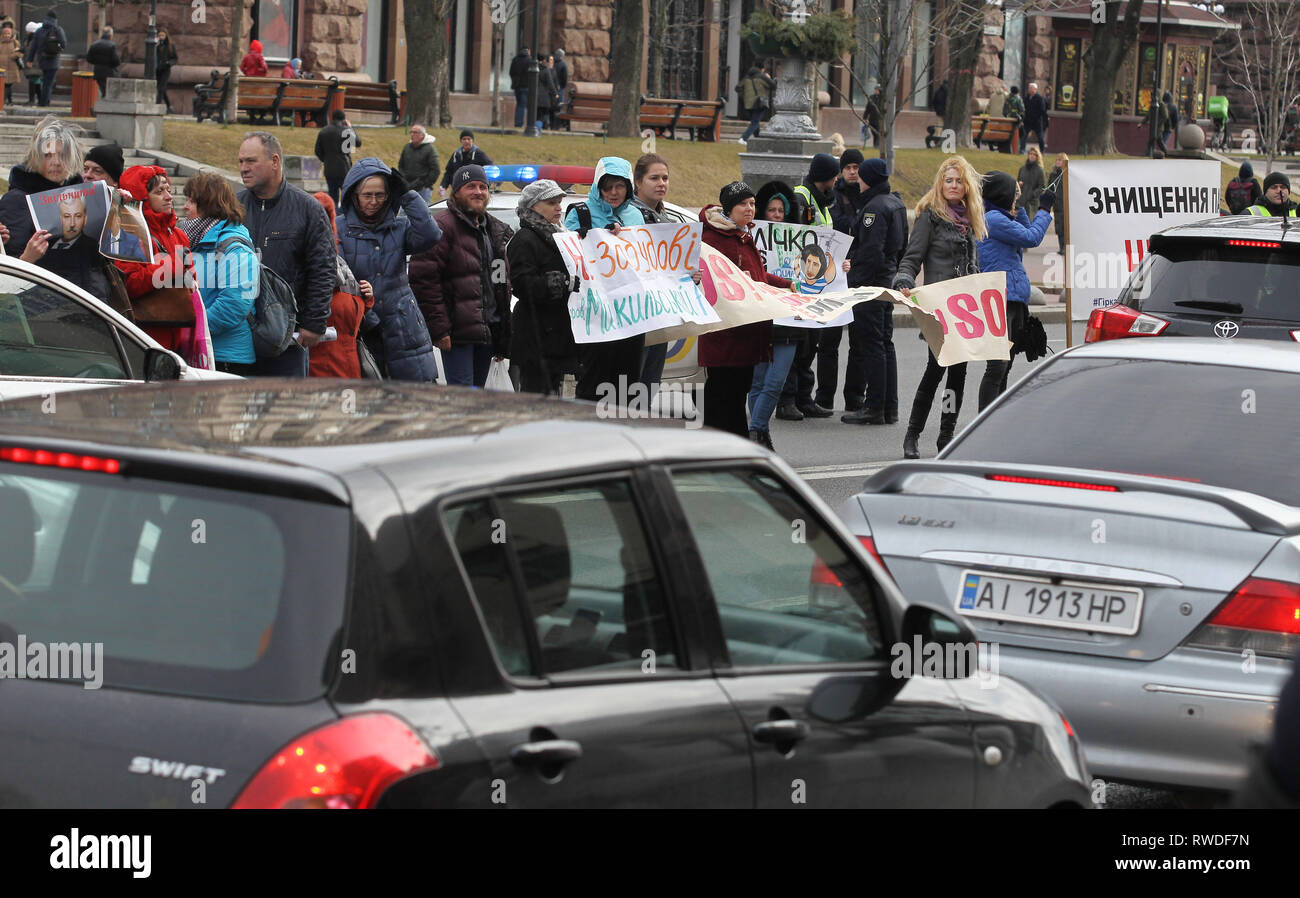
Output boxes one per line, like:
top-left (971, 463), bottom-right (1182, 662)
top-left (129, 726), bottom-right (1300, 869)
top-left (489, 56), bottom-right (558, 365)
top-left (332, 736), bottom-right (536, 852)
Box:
top-left (452, 163), bottom-right (488, 195)
top-left (982, 170), bottom-right (1017, 212)
top-left (839, 148), bottom-right (865, 169)
top-left (1263, 171), bottom-right (1291, 192)
top-left (808, 153), bottom-right (839, 184)
top-left (1239, 161), bottom-right (1254, 180)
top-left (859, 157), bottom-right (888, 188)
top-left (719, 181), bottom-right (755, 217)
top-left (85, 143), bottom-right (124, 182)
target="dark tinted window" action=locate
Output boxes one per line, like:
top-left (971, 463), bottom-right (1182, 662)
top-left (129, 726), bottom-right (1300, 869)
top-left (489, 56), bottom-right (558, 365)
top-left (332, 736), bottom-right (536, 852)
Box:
top-left (0, 467), bottom-right (350, 701)
top-left (1126, 242), bottom-right (1300, 321)
top-left (444, 481), bottom-right (679, 678)
top-left (670, 469), bottom-right (885, 666)
top-left (949, 357), bottom-right (1300, 506)
top-left (0, 274), bottom-right (127, 379)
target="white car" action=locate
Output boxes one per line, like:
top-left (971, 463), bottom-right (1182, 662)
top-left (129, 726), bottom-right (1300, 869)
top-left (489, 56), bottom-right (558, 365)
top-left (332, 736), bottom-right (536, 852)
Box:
top-left (0, 255), bottom-right (236, 401)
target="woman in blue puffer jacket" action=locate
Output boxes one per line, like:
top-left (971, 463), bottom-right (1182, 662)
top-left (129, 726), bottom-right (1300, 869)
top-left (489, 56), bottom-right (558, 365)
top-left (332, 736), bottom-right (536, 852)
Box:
top-left (183, 171), bottom-right (258, 374)
top-left (976, 170), bottom-right (1053, 411)
top-left (339, 156), bottom-right (441, 381)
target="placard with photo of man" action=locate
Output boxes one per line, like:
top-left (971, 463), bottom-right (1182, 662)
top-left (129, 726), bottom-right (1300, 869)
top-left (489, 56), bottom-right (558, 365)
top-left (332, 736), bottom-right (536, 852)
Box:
top-left (99, 188), bottom-right (151, 264)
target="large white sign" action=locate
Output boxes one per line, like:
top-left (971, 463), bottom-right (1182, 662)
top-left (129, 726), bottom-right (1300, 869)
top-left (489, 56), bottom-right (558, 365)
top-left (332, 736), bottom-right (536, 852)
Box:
top-left (750, 220), bottom-right (856, 329)
top-left (1065, 160), bottom-right (1221, 321)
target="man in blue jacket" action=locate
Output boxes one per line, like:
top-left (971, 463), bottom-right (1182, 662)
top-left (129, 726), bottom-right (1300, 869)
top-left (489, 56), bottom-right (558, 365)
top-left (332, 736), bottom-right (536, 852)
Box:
top-left (842, 158), bottom-right (908, 425)
top-left (976, 171), bottom-right (1053, 411)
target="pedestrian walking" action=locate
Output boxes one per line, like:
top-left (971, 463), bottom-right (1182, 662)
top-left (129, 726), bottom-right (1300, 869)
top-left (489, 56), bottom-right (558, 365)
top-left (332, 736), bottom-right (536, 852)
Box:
top-left (779, 152), bottom-right (840, 420)
top-left (558, 156), bottom-right (645, 399)
top-left (23, 22), bottom-right (41, 105)
top-left (86, 27), bottom-right (121, 95)
top-left (0, 22), bottom-right (21, 107)
top-left (1246, 172), bottom-right (1298, 217)
top-left (181, 171), bottom-right (258, 375)
top-left (339, 158), bottom-right (441, 381)
top-left (155, 27), bottom-right (178, 111)
top-left (865, 86), bottom-right (884, 147)
top-left (630, 152), bottom-right (694, 391)
top-left (746, 179), bottom-right (800, 449)
top-left (315, 109), bottom-right (362, 205)
top-left (976, 171), bottom-right (1052, 412)
top-left (31, 10), bottom-right (66, 107)
top-left (412, 164), bottom-right (513, 387)
top-left (506, 179), bottom-right (580, 395)
top-left (895, 155), bottom-right (986, 459)
top-left (237, 131), bottom-right (338, 376)
top-left (1005, 85), bottom-right (1026, 147)
top-left (1163, 92), bottom-right (1180, 148)
top-left (841, 158), bottom-right (907, 427)
top-left (1225, 162), bottom-right (1263, 215)
top-left (536, 53), bottom-right (558, 132)
top-left (396, 124), bottom-right (439, 204)
top-left (1045, 152), bottom-right (1068, 253)
top-left (240, 39), bottom-right (268, 77)
top-left (699, 181), bottom-right (790, 439)
top-left (1017, 145), bottom-right (1045, 218)
top-left (308, 191), bottom-right (372, 379)
top-left (1024, 82), bottom-right (1048, 152)
top-left (738, 64), bottom-right (774, 145)
top-left (553, 48), bottom-right (569, 96)
top-left (509, 46), bottom-right (532, 129)
top-left (439, 131), bottom-right (493, 196)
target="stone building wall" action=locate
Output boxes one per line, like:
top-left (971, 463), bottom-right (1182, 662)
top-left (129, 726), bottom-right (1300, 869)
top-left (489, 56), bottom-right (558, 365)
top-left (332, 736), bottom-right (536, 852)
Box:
top-left (551, 1), bottom-right (612, 83)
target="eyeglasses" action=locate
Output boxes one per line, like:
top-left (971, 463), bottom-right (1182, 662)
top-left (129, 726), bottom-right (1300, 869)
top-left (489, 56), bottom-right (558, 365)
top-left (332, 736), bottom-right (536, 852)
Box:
top-left (358, 192), bottom-right (389, 202)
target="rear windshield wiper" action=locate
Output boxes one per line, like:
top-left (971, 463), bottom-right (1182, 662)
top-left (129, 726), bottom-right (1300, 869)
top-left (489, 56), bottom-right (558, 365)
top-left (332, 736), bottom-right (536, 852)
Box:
top-left (1172, 300), bottom-right (1244, 313)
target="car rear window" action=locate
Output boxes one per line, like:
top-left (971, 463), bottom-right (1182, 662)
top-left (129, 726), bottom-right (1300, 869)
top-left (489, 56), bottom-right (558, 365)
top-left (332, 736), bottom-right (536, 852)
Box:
top-left (948, 357), bottom-right (1300, 506)
top-left (0, 466), bottom-right (350, 702)
top-left (1125, 242), bottom-right (1300, 321)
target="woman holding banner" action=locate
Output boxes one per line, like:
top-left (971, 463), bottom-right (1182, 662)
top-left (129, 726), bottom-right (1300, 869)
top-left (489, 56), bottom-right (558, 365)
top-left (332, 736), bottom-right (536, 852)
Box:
top-left (631, 153), bottom-right (695, 391)
top-left (894, 156), bottom-right (986, 460)
top-left (746, 180), bottom-right (802, 451)
top-left (699, 181), bottom-right (792, 441)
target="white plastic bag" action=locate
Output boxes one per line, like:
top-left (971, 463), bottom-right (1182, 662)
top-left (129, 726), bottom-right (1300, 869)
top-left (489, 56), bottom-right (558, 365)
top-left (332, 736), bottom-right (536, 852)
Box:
top-left (485, 358), bottom-right (514, 392)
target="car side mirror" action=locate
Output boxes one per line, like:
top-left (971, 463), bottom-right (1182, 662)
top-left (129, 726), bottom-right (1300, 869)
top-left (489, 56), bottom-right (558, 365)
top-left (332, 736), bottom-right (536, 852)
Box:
top-left (143, 348), bottom-right (182, 382)
top-left (898, 604), bottom-right (979, 679)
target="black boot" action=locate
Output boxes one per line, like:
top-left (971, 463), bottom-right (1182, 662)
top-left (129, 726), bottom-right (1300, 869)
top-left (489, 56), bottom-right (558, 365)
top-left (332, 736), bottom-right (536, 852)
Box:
top-left (749, 429), bottom-right (774, 451)
top-left (935, 412), bottom-right (959, 453)
top-left (902, 393), bottom-right (929, 459)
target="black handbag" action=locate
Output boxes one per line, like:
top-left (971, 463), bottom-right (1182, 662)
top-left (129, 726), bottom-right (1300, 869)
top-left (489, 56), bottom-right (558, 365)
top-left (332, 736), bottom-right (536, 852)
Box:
top-left (1016, 313), bottom-right (1050, 362)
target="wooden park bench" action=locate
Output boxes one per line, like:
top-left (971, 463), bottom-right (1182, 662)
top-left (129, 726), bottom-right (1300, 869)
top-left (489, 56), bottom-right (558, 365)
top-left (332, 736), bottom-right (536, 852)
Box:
top-left (274, 77), bottom-right (339, 127)
top-left (193, 70), bottom-right (230, 123)
top-left (971, 115), bottom-right (1021, 154)
top-left (640, 96), bottom-right (724, 141)
top-left (556, 81), bottom-right (615, 134)
top-left (340, 79), bottom-right (407, 124)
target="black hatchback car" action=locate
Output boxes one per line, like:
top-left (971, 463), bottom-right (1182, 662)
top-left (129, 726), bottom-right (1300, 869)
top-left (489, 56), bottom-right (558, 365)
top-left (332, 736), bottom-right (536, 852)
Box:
top-left (1086, 216), bottom-right (1300, 343)
top-left (0, 382), bottom-right (1090, 809)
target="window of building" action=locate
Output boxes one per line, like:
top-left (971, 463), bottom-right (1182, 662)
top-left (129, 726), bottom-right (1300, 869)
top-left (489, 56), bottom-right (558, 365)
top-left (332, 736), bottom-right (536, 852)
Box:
top-left (255, 0), bottom-right (296, 63)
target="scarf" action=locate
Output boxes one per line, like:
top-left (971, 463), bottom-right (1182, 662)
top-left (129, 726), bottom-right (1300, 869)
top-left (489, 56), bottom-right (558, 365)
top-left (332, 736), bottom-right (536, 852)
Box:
top-left (180, 216), bottom-right (219, 246)
top-left (947, 201), bottom-right (970, 235)
top-left (520, 207), bottom-right (562, 236)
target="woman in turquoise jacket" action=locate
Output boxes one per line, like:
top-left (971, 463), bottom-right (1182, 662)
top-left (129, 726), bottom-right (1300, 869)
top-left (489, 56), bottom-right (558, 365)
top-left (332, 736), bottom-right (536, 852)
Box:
top-left (182, 171), bottom-right (258, 373)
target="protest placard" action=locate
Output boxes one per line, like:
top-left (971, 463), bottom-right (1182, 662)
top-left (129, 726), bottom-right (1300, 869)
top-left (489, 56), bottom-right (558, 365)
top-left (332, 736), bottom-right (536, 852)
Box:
top-left (750, 220), bottom-right (855, 329)
top-left (24, 181), bottom-right (153, 266)
top-left (556, 222), bottom-right (720, 344)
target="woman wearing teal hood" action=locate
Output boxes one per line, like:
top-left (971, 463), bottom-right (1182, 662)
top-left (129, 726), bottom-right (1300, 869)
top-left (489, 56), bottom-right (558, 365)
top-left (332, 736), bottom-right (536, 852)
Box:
top-left (564, 156), bottom-right (647, 400)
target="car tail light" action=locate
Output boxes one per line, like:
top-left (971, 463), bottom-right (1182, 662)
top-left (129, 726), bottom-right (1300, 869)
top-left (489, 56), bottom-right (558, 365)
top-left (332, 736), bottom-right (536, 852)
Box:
top-left (1184, 577), bottom-right (1300, 659)
top-left (232, 714), bottom-right (439, 809)
top-left (810, 536), bottom-right (893, 589)
top-left (986, 473), bottom-right (1120, 492)
top-left (0, 446), bottom-right (122, 474)
top-left (1227, 239), bottom-right (1281, 248)
top-left (1084, 305), bottom-right (1169, 342)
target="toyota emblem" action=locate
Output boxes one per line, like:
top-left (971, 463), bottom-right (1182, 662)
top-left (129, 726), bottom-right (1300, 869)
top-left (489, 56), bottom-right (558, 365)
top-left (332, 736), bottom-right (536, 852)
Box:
top-left (1214, 320), bottom-right (1240, 339)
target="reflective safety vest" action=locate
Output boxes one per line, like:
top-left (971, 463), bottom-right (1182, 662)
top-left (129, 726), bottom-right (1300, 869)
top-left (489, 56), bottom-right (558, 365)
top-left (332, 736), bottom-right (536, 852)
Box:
top-left (793, 184), bottom-right (832, 227)
top-left (1246, 204), bottom-right (1298, 217)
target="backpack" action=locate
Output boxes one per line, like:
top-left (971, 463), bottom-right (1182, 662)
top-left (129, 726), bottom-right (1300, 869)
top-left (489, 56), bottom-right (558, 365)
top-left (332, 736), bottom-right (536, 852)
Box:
top-left (570, 202), bottom-right (594, 237)
top-left (41, 26), bottom-right (64, 61)
top-left (1225, 180), bottom-right (1254, 215)
top-left (215, 234), bottom-right (297, 358)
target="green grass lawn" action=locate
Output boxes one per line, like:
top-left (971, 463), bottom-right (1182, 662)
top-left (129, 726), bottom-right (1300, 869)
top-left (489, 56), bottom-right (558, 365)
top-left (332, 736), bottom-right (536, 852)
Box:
top-left (161, 120), bottom-right (1239, 210)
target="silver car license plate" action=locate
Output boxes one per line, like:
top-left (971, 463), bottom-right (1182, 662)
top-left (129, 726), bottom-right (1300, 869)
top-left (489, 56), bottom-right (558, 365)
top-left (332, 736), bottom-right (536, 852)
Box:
top-left (955, 570), bottom-right (1144, 635)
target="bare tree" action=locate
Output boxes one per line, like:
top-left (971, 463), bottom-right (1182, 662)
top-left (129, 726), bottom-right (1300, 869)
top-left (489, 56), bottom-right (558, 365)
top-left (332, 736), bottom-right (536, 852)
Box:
top-left (939, 0), bottom-right (986, 148)
top-left (489, 0), bottom-right (523, 127)
top-left (1221, 0), bottom-right (1300, 173)
top-left (1076, 0), bottom-right (1144, 154)
top-left (409, 0), bottom-right (455, 129)
top-left (226, 0), bottom-right (244, 125)
top-left (609, 0), bottom-right (645, 137)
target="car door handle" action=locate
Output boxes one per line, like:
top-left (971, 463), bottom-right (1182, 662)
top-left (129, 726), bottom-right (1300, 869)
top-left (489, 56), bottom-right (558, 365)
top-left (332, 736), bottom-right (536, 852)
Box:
top-left (751, 720), bottom-right (810, 744)
top-left (509, 739), bottom-right (583, 768)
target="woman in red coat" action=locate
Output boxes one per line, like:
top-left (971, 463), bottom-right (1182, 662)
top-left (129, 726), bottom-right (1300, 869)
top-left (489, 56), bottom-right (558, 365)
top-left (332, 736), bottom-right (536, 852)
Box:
top-left (699, 181), bottom-right (790, 438)
top-left (115, 164), bottom-right (196, 355)
top-left (240, 39), bottom-right (268, 77)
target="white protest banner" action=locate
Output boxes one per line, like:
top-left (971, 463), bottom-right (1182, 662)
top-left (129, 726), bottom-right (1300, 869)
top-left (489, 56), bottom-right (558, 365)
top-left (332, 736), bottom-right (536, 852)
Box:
top-left (751, 220), bottom-right (855, 329)
top-left (1064, 160), bottom-right (1221, 321)
top-left (642, 246), bottom-right (1010, 365)
top-left (556, 222), bottom-right (719, 343)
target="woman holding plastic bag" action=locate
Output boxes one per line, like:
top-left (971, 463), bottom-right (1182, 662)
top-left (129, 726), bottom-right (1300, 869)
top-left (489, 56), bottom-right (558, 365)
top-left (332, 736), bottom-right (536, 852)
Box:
top-left (115, 164), bottom-right (213, 370)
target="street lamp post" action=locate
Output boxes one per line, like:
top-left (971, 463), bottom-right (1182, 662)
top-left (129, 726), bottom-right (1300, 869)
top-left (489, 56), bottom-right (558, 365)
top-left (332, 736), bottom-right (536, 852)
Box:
top-left (144, 0), bottom-right (158, 80)
top-left (525, 0), bottom-right (540, 136)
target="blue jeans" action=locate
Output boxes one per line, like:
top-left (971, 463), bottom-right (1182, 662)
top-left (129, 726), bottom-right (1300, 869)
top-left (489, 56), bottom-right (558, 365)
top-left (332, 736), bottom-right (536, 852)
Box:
top-left (40, 68), bottom-right (57, 106)
top-left (443, 343), bottom-right (494, 387)
top-left (252, 342), bottom-right (309, 377)
top-left (748, 342), bottom-right (798, 432)
top-left (514, 88), bottom-right (529, 127)
top-left (741, 105), bottom-right (763, 141)
top-left (640, 342), bottom-right (667, 388)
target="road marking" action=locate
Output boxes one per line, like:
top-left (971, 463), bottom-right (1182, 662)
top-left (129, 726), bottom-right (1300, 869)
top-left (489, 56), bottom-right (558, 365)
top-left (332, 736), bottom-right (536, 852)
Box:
top-left (794, 461), bottom-right (894, 481)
